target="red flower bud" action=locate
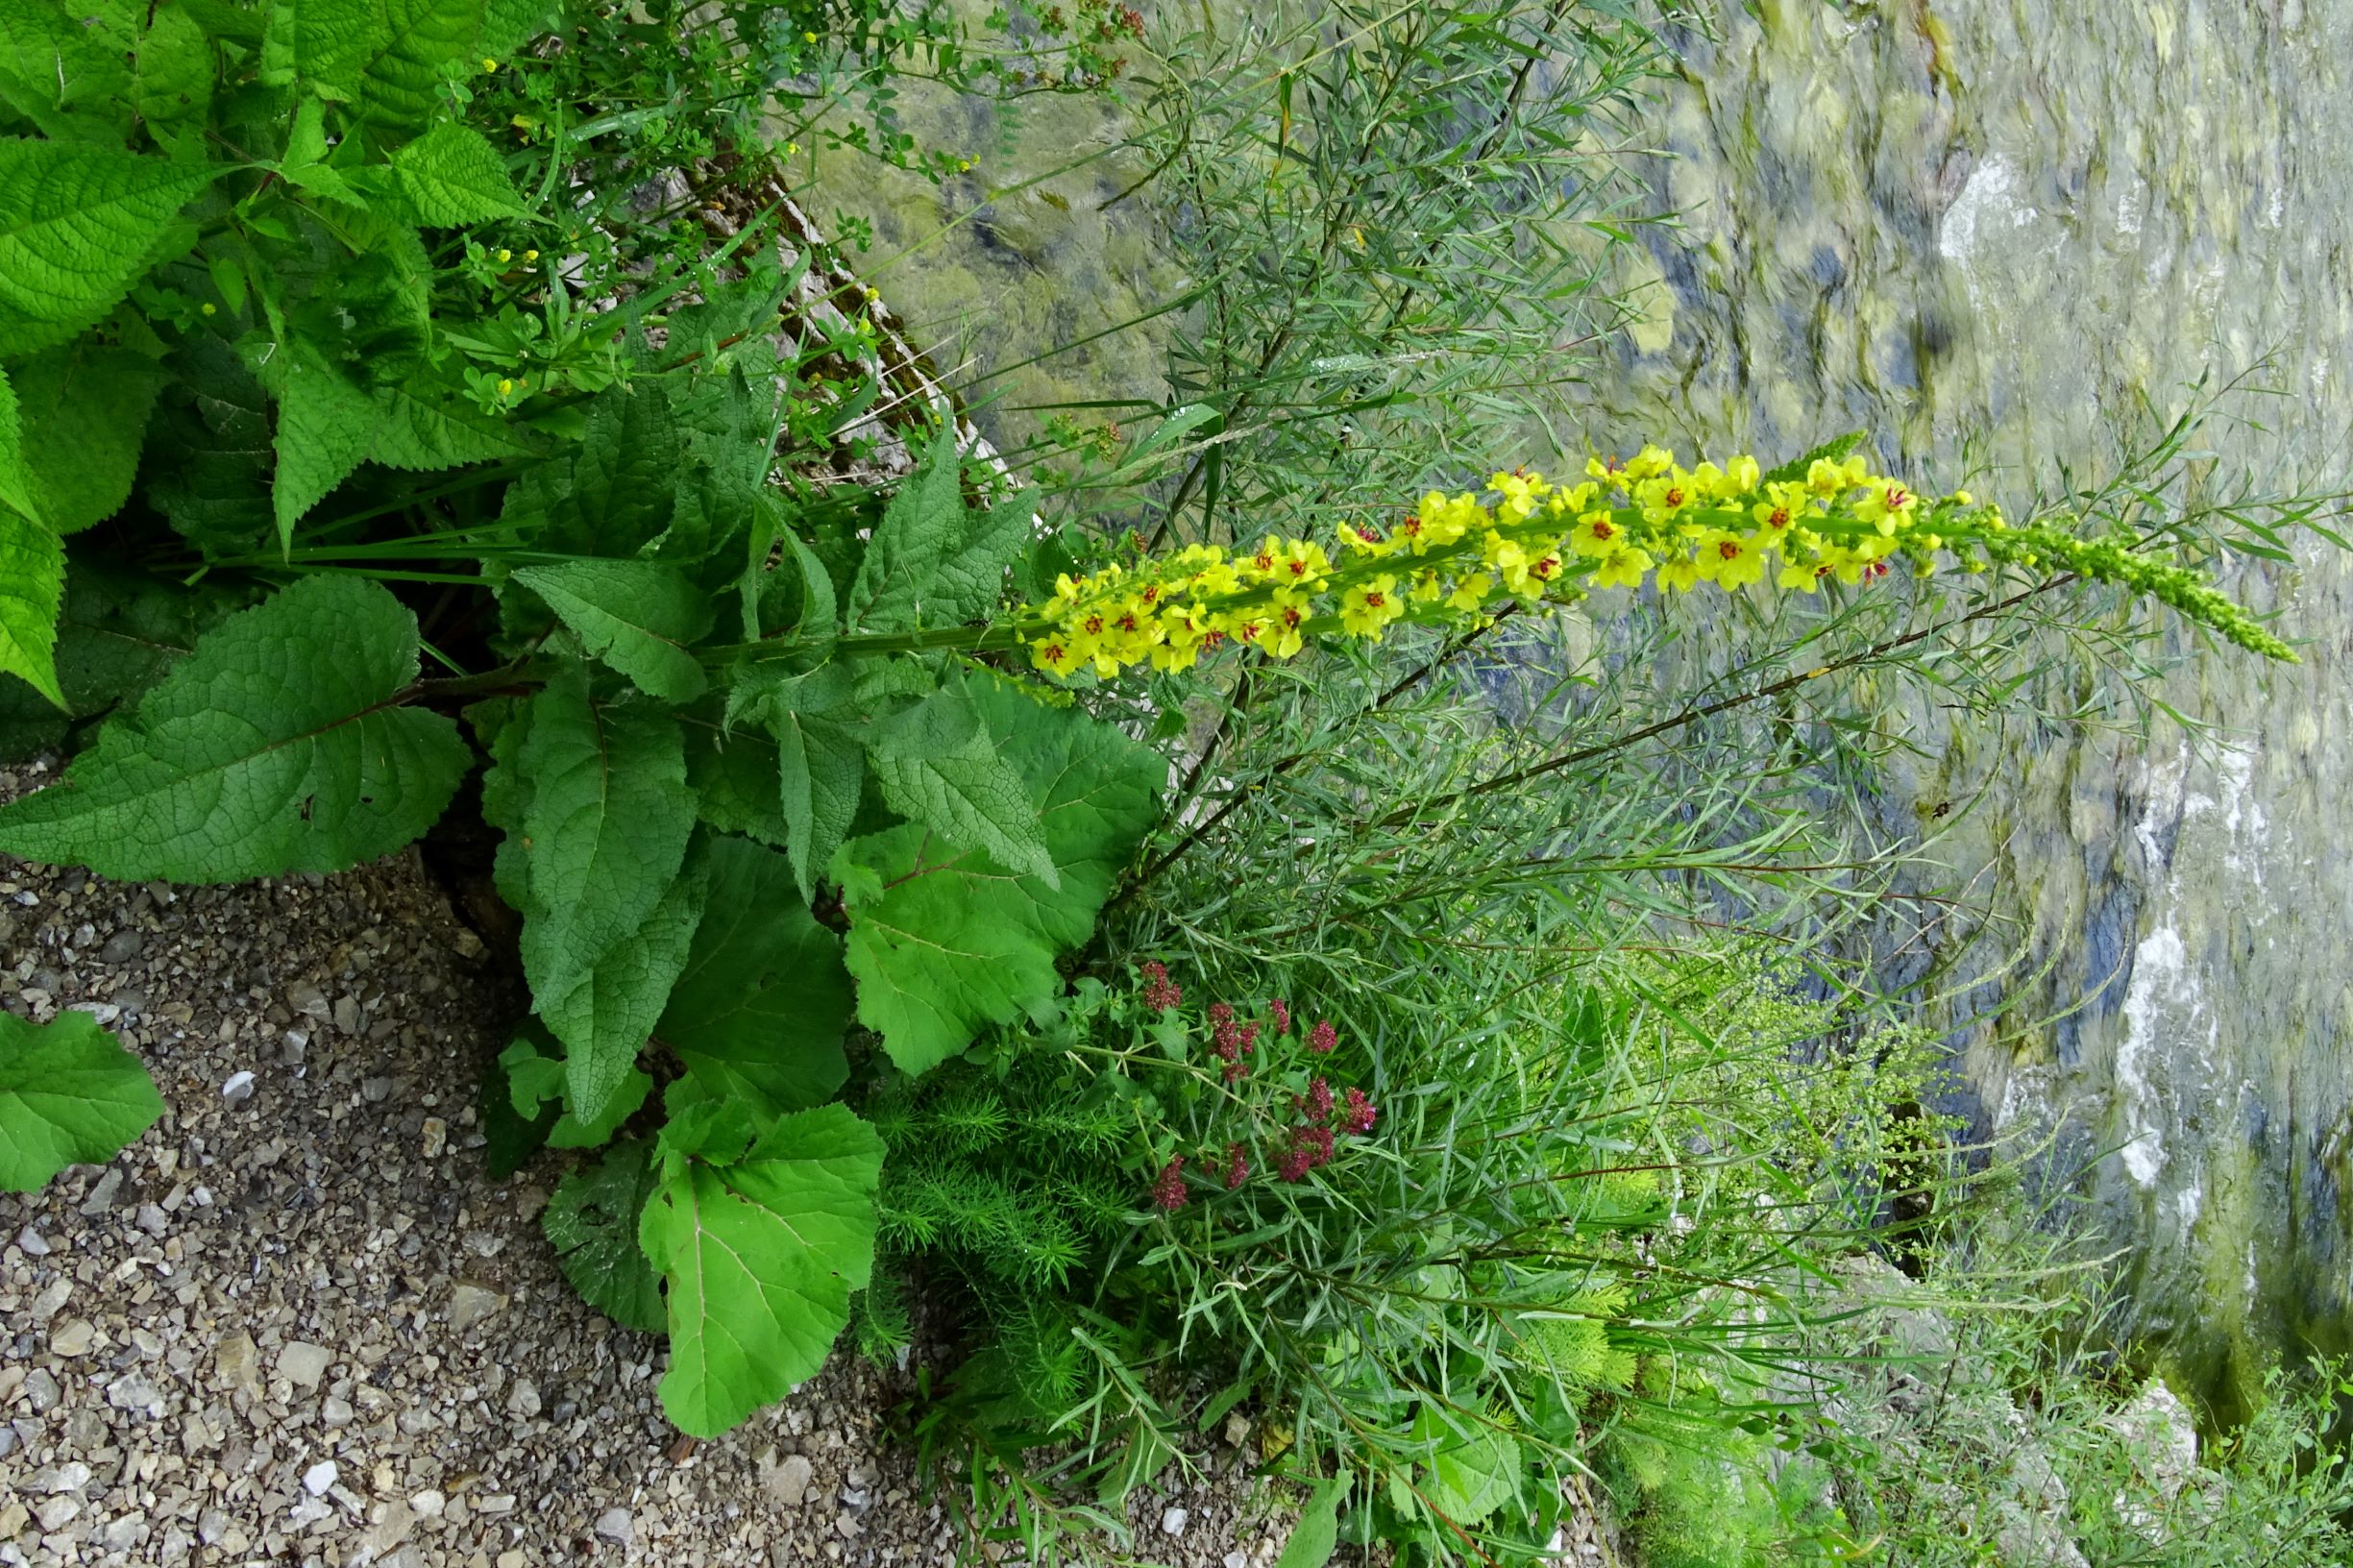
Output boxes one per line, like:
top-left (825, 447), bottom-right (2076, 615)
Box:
top-left (1150, 1156), bottom-right (1188, 1212)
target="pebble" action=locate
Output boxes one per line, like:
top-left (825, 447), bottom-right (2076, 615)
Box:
top-left (221, 1069), bottom-right (256, 1104)
top-left (78, 1167), bottom-right (123, 1214)
top-left (333, 993), bottom-right (362, 1034)
top-left (322, 1395), bottom-right (355, 1427)
top-left (49, 1316), bottom-right (95, 1357)
top-left (304, 1459), bottom-right (339, 1496)
top-left (215, 1330), bottom-right (261, 1397)
top-left (506, 1377), bottom-right (541, 1417)
top-left (594, 1507), bottom-right (635, 1545)
top-left (99, 928), bottom-right (143, 963)
top-left (1162, 1506), bottom-right (1190, 1537)
top-left (36, 1460), bottom-right (91, 1493)
top-left (421, 1115), bottom-right (448, 1159)
top-left (410, 1489), bottom-right (447, 1519)
top-left (448, 1280), bottom-right (508, 1333)
top-left (35, 1497), bottom-right (79, 1532)
top-left (279, 1338), bottom-right (332, 1390)
top-left (764, 1452), bottom-right (815, 1507)
top-left (22, 1367), bottom-right (59, 1412)
top-left (15, 1225), bottom-right (49, 1255)
top-left (107, 1370), bottom-right (166, 1417)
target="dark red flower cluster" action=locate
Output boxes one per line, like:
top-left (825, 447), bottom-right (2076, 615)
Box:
top-left (1340, 1087), bottom-right (1377, 1136)
top-left (1223, 1142), bottom-right (1249, 1189)
top-left (1211, 1002), bottom-right (1259, 1083)
top-left (1299, 1075), bottom-right (1335, 1124)
top-left (1278, 1124), bottom-right (1336, 1182)
top-left (1307, 1018), bottom-right (1337, 1054)
top-left (1150, 1156), bottom-right (1188, 1212)
top-left (1267, 998), bottom-right (1291, 1036)
top-left (1139, 960), bottom-right (1183, 1012)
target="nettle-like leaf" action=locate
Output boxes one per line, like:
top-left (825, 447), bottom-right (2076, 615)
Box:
top-left (0, 506), bottom-right (63, 706)
top-left (512, 561), bottom-right (712, 703)
top-left (0, 575), bottom-right (468, 880)
top-left (0, 561), bottom-right (247, 762)
top-left (1411, 1409), bottom-right (1523, 1528)
top-left (639, 1103), bottom-right (884, 1436)
top-left (544, 1138), bottom-right (666, 1333)
top-left (499, 382), bottom-right (679, 559)
top-left (289, 0), bottom-right (485, 132)
top-left (845, 431), bottom-right (1026, 632)
top-left (496, 667), bottom-right (700, 1122)
top-left (838, 677), bottom-right (1163, 1074)
top-left (129, 2), bottom-right (214, 127)
top-left (657, 837), bottom-right (851, 1121)
top-left (727, 663), bottom-right (865, 902)
top-left (0, 1008), bottom-right (165, 1192)
top-left (272, 347), bottom-right (380, 549)
top-left (865, 677), bottom-right (1055, 886)
top-left (0, 140), bottom-right (219, 357)
top-left (10, 341), bottom-right (164, 533)
top-left (391, 120), bottom-right (527, 224)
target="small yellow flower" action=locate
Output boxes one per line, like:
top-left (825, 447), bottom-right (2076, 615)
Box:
top-left (1488, 469), bottom-right (1549, 524)
top-left (1275, 538), bottom-right (1332, 591)
top-left (1409, 569), bottom-right (1446, 604)
top-left (1031, 635), bottom-right (1087, 677)
top-left (1749, 481), bottom-right (1808, 548)
top-left (497, 378), bottom-right (515, 396)
top-left (1777, 556), bottom-right (1825, 593)
top-left (1622, 444), bottom-right (1677, 483)
top-left (1706, 531), bottom-right (1766, 590)
top-left (1568, 510), bottom-right (1625, 559)
top-left (1852, 478), bottom-right (1920, 535)
top-left (1723, 454), bottom-right (1761, 493)
top-left (1806, 453), bottom-right (1871, 499)
top-left (803, 29), bottom-right (819, 42)
top-left (1445, 573), bottom-right (1496, 613)
top-left (1656, 553), bottom-right (1706, 593)
top-left (1337, 575), bottom-right (1404, 637)
top-left (200, 301), bottom-right (217, 316)
top-left (1592, 544), bottom-right (1653, 590)
top-left (1636, 471), bottom-right (1698, 527)
top-left (1266, 596), bottom-right (1311, 658)
top-left (524, 249), bottom-right (539, 263)
top-left (481, 57), bottom-right (499, 72)
top-left (497, 248), bottom-right (512, 264)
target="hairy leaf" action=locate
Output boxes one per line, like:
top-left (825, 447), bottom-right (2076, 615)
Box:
top-left (369, 373), bottom-right (534, 468)
top-left (145, 331), bottom-right (275, 554)
top-left (0, 363), bottom-right (29, 520)
top-left (846, 431), bottom-right (1020, 631)
top-left (683, 716), bottom-right (789, 848)
top-left (272, 348), bottom-right (379, 551)
top-left (0, 140), bottom-right (217, 357)
top-left (640, 1104), bottom-right (883, 1436)
top-left (0, 1008), bottom-right (164, 1191)
top-left (0, 561), bottom-right (246, 762)
top-left (1271, 1481), bottom-right (1344, 1568)
top-left (545, 1139), bottom-right (666, 1332)
top-left (129, 3), bottom-right (213, 126)
top-left (0, 0), bottom-right (132, 140)
top-left (9, 341), bottom-right (163, 533)
top-left (392, 120), bottom-right (527, 224)
top-left (511, 561), bottom-right (711, 703)
top-left (499, 382), bottom-right (679, 559)
top-left (508, 669), bottom-right (699, 1120)
top-left (0, 506), bottom-right (62, 706)
top-left (839, 679), bottom-right (1162, 1074)
top-left (657, 838), bottom-right (850, 1120)
top-left (0, 576), bottom-right (466, 879)
top-left (865, 678), bottom-right (1053, 885)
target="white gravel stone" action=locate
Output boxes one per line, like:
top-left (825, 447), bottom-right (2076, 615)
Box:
top-left (1163, 1506), bottom-right (1190, 1536)
top-left (594, 1507), bottom-right (635, 1545)
top-left (14, 1225), bottom-right (49, 1255)
top-left (304, 1459), bottom-right (339, 1496)
top-left (278, 1339), bottom-right (332, 1390)
top-left (221, 1069), bottom-right (256, 1103)
top-left (49, 1316), bottom-right (95, 1357)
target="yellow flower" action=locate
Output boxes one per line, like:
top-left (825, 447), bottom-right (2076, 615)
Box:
top-left (1853, 478), bottom-right (1920, 535)
top-left (1409, 569), bottom-right (1447, 603)
top-left (1276, 538), bottom-right (1333, 591)
top-left (1031, 634), bottom-right (1088, 676)
top-left (803, 29), bottom-right (819, 41)
top-left (1483, 530), bottom-right (1529, 585)
top-left (1446, 573), bottom-right (1496, 613)
top-left (1338, 575), bottom-right (1405, 637)
top-left (1749, 482), bottom-right (1808, 550)
top-left (1655, 553), bottom-right (1706, 593)
top-left (1706, 530), bottom-right (1766, 590)
top-left (1568, 510), bottom-right (1626, 559)
top-left (497, 248), bottom-right (512, 263)
top-left (1489, 470), bottom-right (1550, 524)
top-left (1805, 453), bottom-right (1871, 499)
top-left (1636, 471), bottom-right (1699, 527)
top-left (481, 57), bottom-right (500, 72)
top-left (1593, 544), bottom-right (1653, 590)
top-left (524, 249), bottom-right (539, 263)
top-left (1622, 444), bottom-right (1677, 483)
top-left (1723, 454), bottom-right (1761, 494)
top-left (1336, 520), bottom-right (1396, 558)
top-left (497, 378), bottom-right (515, 396)
top-left (1266, 594), bottom-right (1311, 658)
top-left (1545, 479), bottom-right (1600, 517)
top-left (1242, 536), bottom-right (1286, 582)
top-left (1777, 556), bottom-right (1825, 593)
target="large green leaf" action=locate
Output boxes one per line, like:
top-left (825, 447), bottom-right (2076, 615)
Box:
top-left (864, 678), bottom-right (1053, 885)
top-left (368, 372), bottom-right (535, 469)
top-left (1412, 1409), bottom-right (1523, 1528)
top-left (656, 837), bottom-right (850, 1120)
top-left (499, 382), bottom-right (679, 559)
top-left (544, 1139), bottom-right (666, 1333)
top-left (0, 575), bottom-right (468, 880)
top-left (0, 361), bottom-right (30, 520)
top-left (9, 341), bottom-right (163, 533)
top-left (0, 506), bottom-right (62, 706)
top-left (0, 1008), bottom-right (164, 1191)
top-left (146, 330), bottom-right (275, 555)
top-left (838, 678), bottom-right (1161, 1074)
top-left (0, 560), bottom-right (247, 761)
top-left (391, 120), bottom-right (526, 223)
top-left (271, 348), bottom-right (379, 550)
top-left (511, 561), bottom-right (711, 703)
top-left (129, 2), bottom-right (214, 127)
top-left (749, 667), bottom-right (867, 903)
top-left (502, 668), bottom-right (699, 1120)
top-left (0, 140), bottom-right (216, 357)
top-left (0, 0), bottom-right (133, 140)
top-left (845, 431), bottom-right (1025, 631)
top-left (292, 0), bottom-right (484, 131)
top-left (1271, 1480), bottom-right (1344, 1568)
top-left (639, 1103), bottom-right (883, 1436)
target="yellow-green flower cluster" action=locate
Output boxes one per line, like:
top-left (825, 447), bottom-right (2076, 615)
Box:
top-left (1017, 444), bottom-right (2292, 677)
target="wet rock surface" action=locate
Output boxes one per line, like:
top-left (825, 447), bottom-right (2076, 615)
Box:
top-left (0, 764), bottom-right (1294, 1566)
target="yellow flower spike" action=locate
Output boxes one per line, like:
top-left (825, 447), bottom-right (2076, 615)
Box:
top-left (1593, 543), bottom-right (1653, 590)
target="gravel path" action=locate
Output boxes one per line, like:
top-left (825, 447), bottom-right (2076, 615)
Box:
top-left (0, 762), bottom-right (1292, 1568)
